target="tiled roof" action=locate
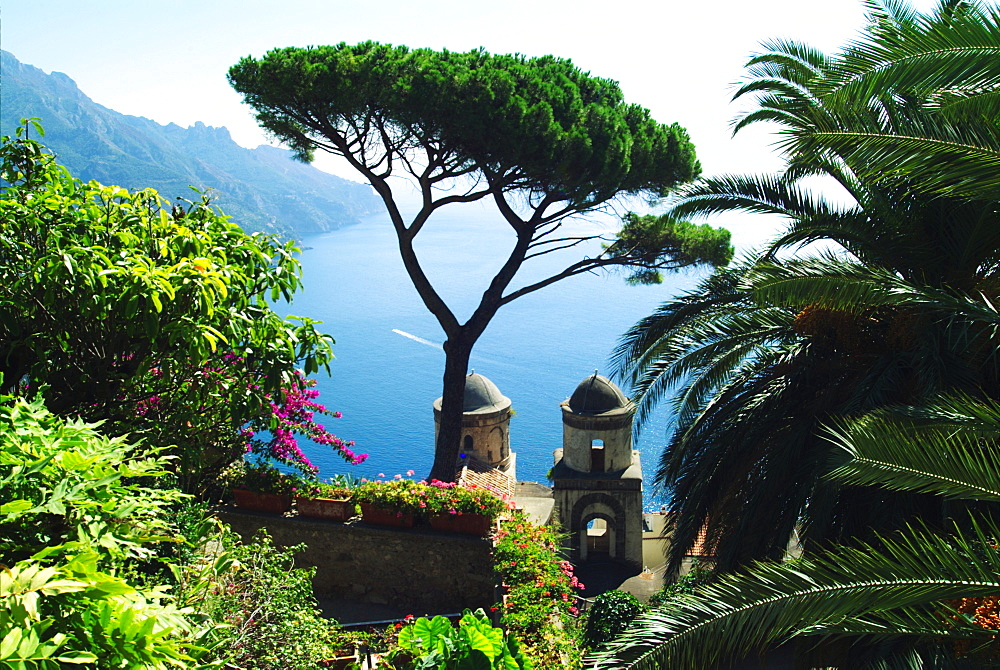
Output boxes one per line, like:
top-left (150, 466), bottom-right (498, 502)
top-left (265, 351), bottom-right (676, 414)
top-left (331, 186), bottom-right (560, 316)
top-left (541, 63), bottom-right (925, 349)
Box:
top-left (686, 523), bottom-right (713, 558)
top-left (456, 455), bottom-right (515, 500)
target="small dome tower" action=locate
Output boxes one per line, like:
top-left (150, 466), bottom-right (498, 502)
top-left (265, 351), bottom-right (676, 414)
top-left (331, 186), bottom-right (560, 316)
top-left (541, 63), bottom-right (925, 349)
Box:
top-left (552, 372), bottom-right (643, 569)
top-left (433, 371), bottom-right (515, 478)
top-left (561, 372), bottom-right (634, 472)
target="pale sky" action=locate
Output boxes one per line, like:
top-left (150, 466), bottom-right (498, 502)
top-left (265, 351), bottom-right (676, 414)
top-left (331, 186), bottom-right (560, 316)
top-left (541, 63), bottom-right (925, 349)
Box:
top-left (2, 0), bottom-right (940, 244)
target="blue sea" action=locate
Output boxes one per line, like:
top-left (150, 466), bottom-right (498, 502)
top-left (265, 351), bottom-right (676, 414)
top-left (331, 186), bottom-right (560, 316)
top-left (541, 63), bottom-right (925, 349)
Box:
top-left (288, 198), bottom-right (710, 511)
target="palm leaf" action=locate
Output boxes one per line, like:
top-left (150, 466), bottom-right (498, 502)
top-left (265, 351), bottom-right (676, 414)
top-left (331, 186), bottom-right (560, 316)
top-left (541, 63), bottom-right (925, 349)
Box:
top-left (585, 518), bottom-right (1000, 670)
top-left (826, 397), bottom-right (1000, 501)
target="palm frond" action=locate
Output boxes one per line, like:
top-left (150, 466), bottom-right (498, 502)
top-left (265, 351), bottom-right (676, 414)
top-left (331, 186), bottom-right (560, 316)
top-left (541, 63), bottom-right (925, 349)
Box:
top-left (826, 397), bottom-right (1000, 501)
top-left (586, 518), bottom-right (1000, 670)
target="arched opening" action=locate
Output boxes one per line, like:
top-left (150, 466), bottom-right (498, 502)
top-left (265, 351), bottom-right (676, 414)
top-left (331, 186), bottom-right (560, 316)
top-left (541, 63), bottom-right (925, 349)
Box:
top-left (590, 438), bottom-right (605, 472)
top-left (579, 512), bottom-right (616, 563)
top-left (586, 518), bottom-right (611, 555)
top-left (571, 494), bottom-right (628, 566)
top-left (463, 434), bottom-right (473, 454)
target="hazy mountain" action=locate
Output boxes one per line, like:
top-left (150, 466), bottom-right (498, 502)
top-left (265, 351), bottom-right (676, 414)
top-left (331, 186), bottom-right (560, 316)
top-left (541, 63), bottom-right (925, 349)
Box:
top-left (0, 50), bottom-right (381, 236)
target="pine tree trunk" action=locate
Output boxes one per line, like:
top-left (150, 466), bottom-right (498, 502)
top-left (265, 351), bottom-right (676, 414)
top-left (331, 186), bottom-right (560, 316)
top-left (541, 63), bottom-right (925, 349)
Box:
top-left (428, 336), bottom-right (473, 483)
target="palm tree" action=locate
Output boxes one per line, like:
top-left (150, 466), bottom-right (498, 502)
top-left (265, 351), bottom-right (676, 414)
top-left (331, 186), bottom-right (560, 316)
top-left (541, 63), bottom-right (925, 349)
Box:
top-left (612, 0), bottom-right (1000, 574)
top-left (585, 387), bottom-right (1000, 669)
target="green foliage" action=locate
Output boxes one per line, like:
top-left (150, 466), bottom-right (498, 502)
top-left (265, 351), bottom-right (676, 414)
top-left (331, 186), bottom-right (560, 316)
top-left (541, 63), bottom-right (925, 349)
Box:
top-left (583, 591), bottom-right (645, 649)
top-left (585, 393), bottom-right (1000, 669)
top-left (229, 42), bottom-right (700, 204)
top-left (0, 394), bottom-right (185, 566)
top-left (1, 553), bottom-right (206, 669)
top-left (390, 609), bottom-right (531, 670)
top-left (607, 213), bottom-right (732, 285)
top-left (0, 129), bottom-right (329, 393)
top-left (0, 128), bottom-right (335, 492)
top-left (646, 567), bottom-right (713, 609)
top-left (0, 393), bottom-right (211, 668)
top-left (612, 0), bottom-right (1000, 576)
top-left (190, 529), bottom-right (346, 670)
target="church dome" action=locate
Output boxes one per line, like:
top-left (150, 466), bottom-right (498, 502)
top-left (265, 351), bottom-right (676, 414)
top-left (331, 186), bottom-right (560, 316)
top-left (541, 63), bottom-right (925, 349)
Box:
top-left (462, 372), bottom-right (509, 412)
top-left (568, 373), bottom-right (630, 414)
top-left (434, 371), bottom-right (511, 414)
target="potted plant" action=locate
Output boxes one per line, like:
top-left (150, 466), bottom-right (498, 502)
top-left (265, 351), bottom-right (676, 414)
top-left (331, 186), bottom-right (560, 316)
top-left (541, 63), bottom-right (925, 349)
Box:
top-left (322, 629), bottom-right (369, 669)
top-left (424, 480), bottom-right (509, 536)
top-left (296, 474), bottom-right (359, 521)
top-left (231, 462), bottom-right (309, 514)
top-left (352, 479), bottom-right (427, 528)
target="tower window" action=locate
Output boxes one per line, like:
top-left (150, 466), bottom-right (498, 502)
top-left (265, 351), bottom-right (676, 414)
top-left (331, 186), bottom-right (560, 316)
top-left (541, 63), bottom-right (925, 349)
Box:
top-left (591, 439), bottom-right (605, 471)
top-left (463, 435), bottom-right (473, 453)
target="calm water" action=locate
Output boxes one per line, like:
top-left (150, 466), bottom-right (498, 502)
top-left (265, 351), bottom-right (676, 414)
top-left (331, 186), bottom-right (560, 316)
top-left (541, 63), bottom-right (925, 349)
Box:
top-left (288, 199), bottom-right (708, 510)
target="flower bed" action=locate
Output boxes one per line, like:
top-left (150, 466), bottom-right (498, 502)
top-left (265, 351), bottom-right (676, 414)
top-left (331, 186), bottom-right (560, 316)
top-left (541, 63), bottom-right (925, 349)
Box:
top-left (351, 478), bottom-right (511, 530)
top-left (428, 512), bottom-right (492, 536)
top-left (232, 488), bottom-right (293, 514)
top-left (294, 476), bottom-right (359, 521)
top-left (359, 502), bottom-right (416, 528)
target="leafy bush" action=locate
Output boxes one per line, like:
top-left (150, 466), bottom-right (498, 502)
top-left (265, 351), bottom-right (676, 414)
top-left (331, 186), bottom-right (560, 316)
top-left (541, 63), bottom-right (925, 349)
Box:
top-left (647, 566), bottom-right (714, 609)
top-left (583, 590), bottom-right (645, 648)
top-left (387, 609), bottom-right (531, 669)
top-left (0, 126), bottom-right (344, 496)
top-left (0, 393), bottom-right (210, 668)
top-left (190, 529), bottom-right (346, 669)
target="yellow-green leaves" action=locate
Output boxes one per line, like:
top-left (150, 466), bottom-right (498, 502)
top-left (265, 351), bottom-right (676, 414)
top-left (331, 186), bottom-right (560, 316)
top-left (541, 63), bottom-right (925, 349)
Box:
top-left (0, 132), bottom-right (333, 430)
top-left (0, 393), bottom-right (206, 668)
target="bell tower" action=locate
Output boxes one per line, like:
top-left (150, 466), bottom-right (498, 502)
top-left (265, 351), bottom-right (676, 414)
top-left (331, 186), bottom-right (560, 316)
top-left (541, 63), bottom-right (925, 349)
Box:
top-left (551, 372), bottom-right (643, 569)
top-left (434, 371), bottom-right (515, 480)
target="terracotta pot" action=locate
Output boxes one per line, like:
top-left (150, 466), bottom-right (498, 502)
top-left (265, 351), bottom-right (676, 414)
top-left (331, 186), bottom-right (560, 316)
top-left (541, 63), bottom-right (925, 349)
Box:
top-left (322, 651), bottom-right (359, 669)
top-left (232, 489), bottom-right (292, 514)
top-left (359, 503), bottom-right (415, 528)
top-left (429, 512), bottom-right (492, 536)
top-left (295, 496), bottom-right (355, 521)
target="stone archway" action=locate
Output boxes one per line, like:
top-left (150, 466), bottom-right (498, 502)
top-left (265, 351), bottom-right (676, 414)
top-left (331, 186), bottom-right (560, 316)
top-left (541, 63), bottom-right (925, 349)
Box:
top-left (570, 492), bottom-right (627, 564)
top-left (581, 512), bottom-right (615, 561)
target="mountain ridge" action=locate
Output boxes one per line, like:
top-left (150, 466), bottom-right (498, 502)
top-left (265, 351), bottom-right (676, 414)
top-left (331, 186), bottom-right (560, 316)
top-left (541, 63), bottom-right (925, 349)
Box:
top-left (0, 50), bottom-right (380, 236)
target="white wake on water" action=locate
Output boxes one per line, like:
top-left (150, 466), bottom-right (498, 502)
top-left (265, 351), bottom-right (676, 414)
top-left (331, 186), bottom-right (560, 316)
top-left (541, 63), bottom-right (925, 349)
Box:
top-left (392, 329), bottom-right (442, 349)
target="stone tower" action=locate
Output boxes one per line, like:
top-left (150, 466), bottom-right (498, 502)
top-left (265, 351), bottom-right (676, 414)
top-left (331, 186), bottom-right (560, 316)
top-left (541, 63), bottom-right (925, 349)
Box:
top-left (552, 372), bottom-right (643, 569)
top-left (433, 371), bottom-right (516, 480)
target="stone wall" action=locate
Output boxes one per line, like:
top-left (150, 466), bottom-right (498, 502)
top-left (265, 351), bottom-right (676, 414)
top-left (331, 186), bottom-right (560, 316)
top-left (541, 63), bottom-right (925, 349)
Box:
top-left (216, 508), bottom-right (496, 613)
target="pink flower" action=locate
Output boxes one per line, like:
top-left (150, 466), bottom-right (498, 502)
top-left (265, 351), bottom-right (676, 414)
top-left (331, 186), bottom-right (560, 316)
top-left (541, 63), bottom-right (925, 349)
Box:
top-left (406, 470), bottom-right (415, 476)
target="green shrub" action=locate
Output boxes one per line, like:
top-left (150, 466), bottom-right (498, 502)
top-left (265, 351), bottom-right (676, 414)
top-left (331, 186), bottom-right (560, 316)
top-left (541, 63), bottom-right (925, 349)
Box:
top-left (388, 609), bottom-right (531, 669)
top-left (193, 529), bottom-right (346, 669)
top-left (0, 393), bottom-right (210, 668)
top-left (647, 566), bottom-right (714, 608)
top-left (583, 590), bottom-right (645, 648)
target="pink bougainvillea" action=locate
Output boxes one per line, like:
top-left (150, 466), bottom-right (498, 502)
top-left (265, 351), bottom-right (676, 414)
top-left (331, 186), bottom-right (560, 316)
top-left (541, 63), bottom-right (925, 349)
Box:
top-left (121, 351), bottom-right (363, 488)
